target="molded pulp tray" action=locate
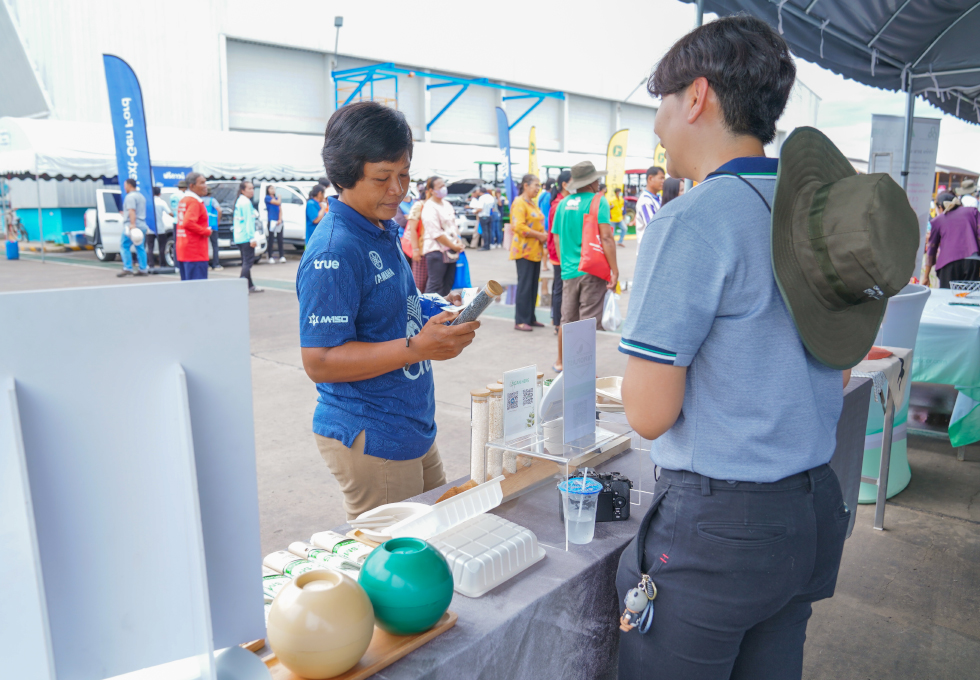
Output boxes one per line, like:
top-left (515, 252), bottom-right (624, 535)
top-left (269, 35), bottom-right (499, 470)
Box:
top-left (427, 513), bottom-right (546, 598)
top-left (391, 476), bottom-right (504, 540)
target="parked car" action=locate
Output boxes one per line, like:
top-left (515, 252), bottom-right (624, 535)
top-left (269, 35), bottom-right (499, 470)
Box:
top-left (206, 181), bottom-right (268, 261)
top-left (444, 178), bottom-right (488, 244)
top-left (256, 181), bottom-right (337, 249)
top-left (85, 187), bottom-right (180, 266)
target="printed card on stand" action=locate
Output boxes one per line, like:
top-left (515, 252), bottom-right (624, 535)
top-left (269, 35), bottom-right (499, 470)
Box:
top-left (562, 319), bottom-right (597, 443)
top-left (503, 365), bottom-right (538, 438)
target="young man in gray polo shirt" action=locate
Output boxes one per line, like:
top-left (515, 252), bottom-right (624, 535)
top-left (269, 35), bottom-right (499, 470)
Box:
top-left (617, 17), bottom-right (849, 679)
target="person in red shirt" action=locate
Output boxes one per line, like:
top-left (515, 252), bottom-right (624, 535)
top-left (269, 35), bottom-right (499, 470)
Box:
top-left (176, 172), bottom-right (212, 280)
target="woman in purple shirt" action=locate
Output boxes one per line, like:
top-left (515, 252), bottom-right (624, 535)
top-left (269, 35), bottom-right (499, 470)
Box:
top-left (925, 191), bottom-right (980, 288)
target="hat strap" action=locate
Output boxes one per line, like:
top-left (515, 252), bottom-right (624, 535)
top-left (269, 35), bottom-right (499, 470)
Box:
top-left (808, 183), bottom-right (861, 306)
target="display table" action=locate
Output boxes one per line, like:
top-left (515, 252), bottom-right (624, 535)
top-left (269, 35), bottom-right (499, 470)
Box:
top-left (317, 378), bottom-right (872, 680)
top-left (912, 288), bottom-right (980, 451)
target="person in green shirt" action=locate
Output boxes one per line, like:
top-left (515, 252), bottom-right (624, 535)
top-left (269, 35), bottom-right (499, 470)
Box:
top-left (552, 161), bottom-right (618, 330)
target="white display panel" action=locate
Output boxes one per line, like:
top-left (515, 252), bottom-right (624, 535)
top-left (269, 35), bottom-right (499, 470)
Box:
top-left (0, 280), bottom-right (265, 679)
top-left (562, 319), bottom-right (598, 443)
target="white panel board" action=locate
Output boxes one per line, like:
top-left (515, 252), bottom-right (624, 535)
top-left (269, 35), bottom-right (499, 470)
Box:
top-left (620, 104), bottom-right (656, 159)
top-left (0, 279), bottom-right (264, 679)
top-left (567, 94), bottom-right (612, 154)
top-left (0, 379), bottom-right (55, 680)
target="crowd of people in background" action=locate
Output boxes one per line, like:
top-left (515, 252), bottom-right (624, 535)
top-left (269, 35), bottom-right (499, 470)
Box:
top-left (925, 179), bottom-right (980, 288)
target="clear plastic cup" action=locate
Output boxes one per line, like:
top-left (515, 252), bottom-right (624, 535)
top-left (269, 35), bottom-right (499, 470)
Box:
top-left (558, 477), bottom-right (603, 544)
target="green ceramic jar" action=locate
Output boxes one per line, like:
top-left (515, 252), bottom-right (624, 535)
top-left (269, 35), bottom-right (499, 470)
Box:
top-left (358, 537), bottom-right (454, 635)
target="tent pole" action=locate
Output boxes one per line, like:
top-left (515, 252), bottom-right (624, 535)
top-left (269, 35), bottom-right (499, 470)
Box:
top-left (35, 170), bottom-right (44, 264)
top-left (900, 86), bottom-right (915, 192)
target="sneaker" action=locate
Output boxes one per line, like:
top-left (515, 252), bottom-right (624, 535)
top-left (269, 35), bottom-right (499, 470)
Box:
top-left (135, 270), bottom-right (149, 277)
top-left (278, 257), bottom-right (287, 264)
top-left (116, 270), bottom-right (134, 278)
top-left (267, 257), bottom-right (277, 264)
top-left (213, 265), bottom-right (224, 271)
top-left (249, 286), bottom-right (265, 294)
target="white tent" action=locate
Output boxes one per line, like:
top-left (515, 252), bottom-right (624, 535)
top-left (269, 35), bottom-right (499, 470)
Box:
top-left (0, 117), bottom-right (325, 181)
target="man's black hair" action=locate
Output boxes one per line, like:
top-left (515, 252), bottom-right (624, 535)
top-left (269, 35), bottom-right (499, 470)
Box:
top-left (153, 186), bottom-right (161, 196)
top-left (649, 15), bottom-right (795, 145)
top-left (647, 166), bottom-right (665, 179)
top-left (322, 101), bottom-right (414, 193)
top-left (124, 178), bottom-right (137, 189)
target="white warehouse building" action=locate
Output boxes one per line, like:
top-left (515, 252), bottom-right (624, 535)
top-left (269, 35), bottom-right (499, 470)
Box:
top-left (0, 0), bottom-right (819, 241)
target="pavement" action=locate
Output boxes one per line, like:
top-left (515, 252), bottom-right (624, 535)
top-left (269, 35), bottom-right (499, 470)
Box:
top-left (1, 240), bottom-right (978, 679)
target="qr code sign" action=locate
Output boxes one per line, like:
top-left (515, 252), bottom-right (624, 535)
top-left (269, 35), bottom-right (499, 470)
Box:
top-left (522, 388), bottom-right (534, 406)
top-left (507, 391), bottom-right (518, 411)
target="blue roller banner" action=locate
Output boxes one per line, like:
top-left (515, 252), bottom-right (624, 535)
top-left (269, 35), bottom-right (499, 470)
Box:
top-left (103, 54), bottom-right (157, 233)
top-left (495, 107), bottom-right (516, 207)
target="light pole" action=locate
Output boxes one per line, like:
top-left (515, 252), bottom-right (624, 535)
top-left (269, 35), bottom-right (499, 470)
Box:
top-left (332, 16), bottom-right (343, 68)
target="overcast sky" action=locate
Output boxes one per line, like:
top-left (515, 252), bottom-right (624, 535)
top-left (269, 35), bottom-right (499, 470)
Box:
top-left (330, 0), bottom-right (980, 171)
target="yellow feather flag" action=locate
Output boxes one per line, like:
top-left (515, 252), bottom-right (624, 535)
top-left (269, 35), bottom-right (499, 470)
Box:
top-left (605, 129), bottom-right (629, 200)
top-left (528, 126), bottom-right (539, 179)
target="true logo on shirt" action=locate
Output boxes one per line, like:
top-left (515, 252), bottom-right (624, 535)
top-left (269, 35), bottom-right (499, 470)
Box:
top-left (314, 259), bottom-right (340, 270)
top-left (308, 313), bottom-right (349, 326)
top-left (369, 251), bottom-right (384, 270)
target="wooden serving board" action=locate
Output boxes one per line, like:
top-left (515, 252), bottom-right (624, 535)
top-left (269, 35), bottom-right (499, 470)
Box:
top-left (345, 530), bottom-right (381, 548)
top-left (265, 610), bottom-right (457, 680)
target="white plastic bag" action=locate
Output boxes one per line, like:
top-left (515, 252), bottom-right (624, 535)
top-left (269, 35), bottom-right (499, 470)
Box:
top-left (602, 290), bottom-right (622, 332)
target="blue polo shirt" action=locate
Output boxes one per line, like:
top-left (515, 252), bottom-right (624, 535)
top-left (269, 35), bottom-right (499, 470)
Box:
top-left (619, 157), bottom-right (842, 483)
top-left (306, 199), bottom-right (322, 242)
top-left (297, 197), bottom-right (436, 460)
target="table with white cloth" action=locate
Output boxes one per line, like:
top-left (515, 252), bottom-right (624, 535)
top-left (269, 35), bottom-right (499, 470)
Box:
top-left (912, 288), bottom-right (980, 453)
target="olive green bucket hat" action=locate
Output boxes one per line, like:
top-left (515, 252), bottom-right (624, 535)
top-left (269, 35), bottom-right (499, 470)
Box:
top-left (772, 127), bottom-right (919, 370)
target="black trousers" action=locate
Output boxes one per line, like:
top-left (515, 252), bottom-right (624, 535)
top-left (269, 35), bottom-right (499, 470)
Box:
top-left (238, 243), bottom-right (255, 289)
top-left (210, 230), bottom-right (220, 268)
top-left (424, 251), bottom-right (456, 296)
top-left (514, 258), bottom-right (540, 325)
top-left (479, 216), bottom-right (492, 250)
top-left (145, 231), bottom-right (170, 267)
top-left (551, 264), bottom-right (563, 326)
top-left (938, 258), bottom-right (980, 288)
top-left (617, 464), bottom-right (849, 680)
top-left (269, 222), bottom-right (284, 259)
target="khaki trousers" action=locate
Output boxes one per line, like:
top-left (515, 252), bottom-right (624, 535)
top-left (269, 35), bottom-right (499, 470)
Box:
top-left (315, 431), bottom-right (447, 520)
top-left (561, 272), bottom-right (607, 330)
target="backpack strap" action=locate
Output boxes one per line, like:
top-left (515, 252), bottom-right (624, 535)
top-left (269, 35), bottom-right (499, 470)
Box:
top-left (710, 172), bottom-right (772, 213)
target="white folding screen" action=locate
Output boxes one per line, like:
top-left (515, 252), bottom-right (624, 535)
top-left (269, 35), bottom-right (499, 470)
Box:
top-left (0, 280), bottom-right (265, 680)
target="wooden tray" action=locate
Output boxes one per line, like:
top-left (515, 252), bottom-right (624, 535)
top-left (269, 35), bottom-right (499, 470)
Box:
top-left (265, 610), bottom-right (457, 680)
top-left (346, 530), bottom-right (381, 548)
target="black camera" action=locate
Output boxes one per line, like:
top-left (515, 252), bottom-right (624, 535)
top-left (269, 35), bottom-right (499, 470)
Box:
top-left (558, 471), bottom-right (633, 523)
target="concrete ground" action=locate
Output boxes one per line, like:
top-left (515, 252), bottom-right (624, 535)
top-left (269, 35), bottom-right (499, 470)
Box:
top-left (2, 241), bottom-right (977, 679)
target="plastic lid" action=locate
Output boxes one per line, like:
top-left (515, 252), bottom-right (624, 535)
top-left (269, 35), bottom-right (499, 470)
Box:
top-left (391, 476), bottom-right (504, 540)
top-left (558, 477), bottom-right (603, 495)
top-left (487, 384), bottom-right (503, 392)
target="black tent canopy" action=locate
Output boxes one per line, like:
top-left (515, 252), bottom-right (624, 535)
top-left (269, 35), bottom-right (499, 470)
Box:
top-left (681, 0), bottom-right (980, 188)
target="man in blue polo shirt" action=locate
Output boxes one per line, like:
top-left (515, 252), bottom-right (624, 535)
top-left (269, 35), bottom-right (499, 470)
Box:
top-left (297, 101), bottom-right (479, 520)
top-left (616, 17), bottom-right (849, 680)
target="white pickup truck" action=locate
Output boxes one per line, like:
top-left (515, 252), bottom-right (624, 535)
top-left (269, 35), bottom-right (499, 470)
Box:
top-left (85, 186), bottom-right (266, 266)
top-left (256, 181), bottom-right (336, 249)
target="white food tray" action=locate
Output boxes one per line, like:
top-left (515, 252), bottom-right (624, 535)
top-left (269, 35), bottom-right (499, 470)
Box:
top-left (428, 513), bottom-right (546, 598)
top-left (391, 476), bottom-right (504, 540)
top-left (595, 376), bottom-right (623, 404)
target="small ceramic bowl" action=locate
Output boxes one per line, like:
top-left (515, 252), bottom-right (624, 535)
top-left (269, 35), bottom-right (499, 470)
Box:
top-left (358, 537), bottom-right (453, 635)
top-left (267, 569), bottom-right (374, 679)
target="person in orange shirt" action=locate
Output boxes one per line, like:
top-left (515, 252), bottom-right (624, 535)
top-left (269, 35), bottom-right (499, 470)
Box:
top-left (175, 172), bottom-right (213, 280)
top-left (509, 174), bottom-right (548, 331)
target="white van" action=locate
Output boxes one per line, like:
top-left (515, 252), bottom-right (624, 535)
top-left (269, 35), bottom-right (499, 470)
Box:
top-left (257, 181), bottom-right (336, 249)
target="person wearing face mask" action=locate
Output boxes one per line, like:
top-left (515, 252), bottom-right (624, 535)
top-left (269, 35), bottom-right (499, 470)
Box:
top-left (510, 174), bottom-right (548, 331)
top-left (297, 101), bottom-right (481, 519)
top-left (421, 175), bottom-right (465, 296)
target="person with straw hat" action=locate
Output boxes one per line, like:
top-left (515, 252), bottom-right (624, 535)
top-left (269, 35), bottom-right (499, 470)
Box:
top-left (955, 178), bottom-right (978, 208)
top-left (615, 16), bottom-right (918, 679)
top-left (551, 160), bottom-right (619, 331)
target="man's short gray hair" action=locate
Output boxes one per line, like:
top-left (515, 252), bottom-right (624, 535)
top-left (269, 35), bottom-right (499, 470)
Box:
top-left (185, 172), bottom-right (204, 187)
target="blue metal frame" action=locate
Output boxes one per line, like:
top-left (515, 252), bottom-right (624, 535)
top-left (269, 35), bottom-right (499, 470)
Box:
top-left (332, 63), bottom-right (565, 132)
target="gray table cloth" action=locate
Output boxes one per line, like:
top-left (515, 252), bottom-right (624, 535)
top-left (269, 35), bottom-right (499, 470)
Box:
top-left (349, 376), bottom-right (871, 680)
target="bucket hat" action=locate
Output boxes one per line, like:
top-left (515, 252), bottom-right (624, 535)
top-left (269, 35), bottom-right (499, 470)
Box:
top-left (771, 127), bottom-right (919, 370)
top-left (566, 161), bottom-right (607, 193)
top-left (955, 178), bottom-right (977, 196)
